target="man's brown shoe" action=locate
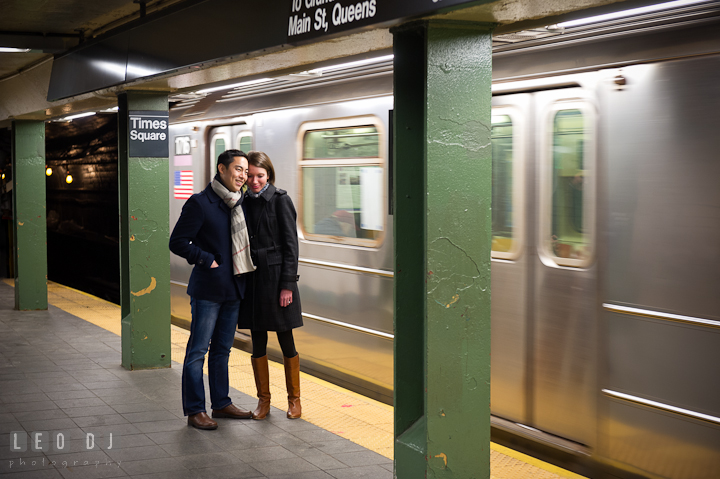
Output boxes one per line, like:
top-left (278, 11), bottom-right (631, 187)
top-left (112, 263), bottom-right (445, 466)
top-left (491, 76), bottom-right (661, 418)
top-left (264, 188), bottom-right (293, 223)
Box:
top-left (212, 403), bottom-right (253, 419)
top-left (187, 412), bottom-right (218, 430)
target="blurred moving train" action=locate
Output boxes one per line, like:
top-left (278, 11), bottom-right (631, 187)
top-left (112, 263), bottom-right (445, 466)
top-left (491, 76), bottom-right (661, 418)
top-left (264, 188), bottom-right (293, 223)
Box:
top-left (166, 3), bottom-right (720, 479)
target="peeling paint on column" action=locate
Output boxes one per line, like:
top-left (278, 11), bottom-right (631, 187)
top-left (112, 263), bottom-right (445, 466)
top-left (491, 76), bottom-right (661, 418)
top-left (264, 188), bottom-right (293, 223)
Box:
top-left (131, 277), bottom-right (157, 296)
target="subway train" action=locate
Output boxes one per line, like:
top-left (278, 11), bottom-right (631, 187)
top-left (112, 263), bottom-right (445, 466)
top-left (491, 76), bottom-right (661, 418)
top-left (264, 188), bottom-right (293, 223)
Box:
top-left (166, 3), bottom-right (720, 479)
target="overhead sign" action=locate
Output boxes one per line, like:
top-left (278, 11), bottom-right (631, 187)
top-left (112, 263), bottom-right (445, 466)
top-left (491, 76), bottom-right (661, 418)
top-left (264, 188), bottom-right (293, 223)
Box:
top-left (287, 0), bottom-right (479, 41)
top-left (48, 0), bottom-right (491, 101)
top-left (128, 111), bottom-right (169, 158)
top-left (287, 0), bottom-right (377, 36)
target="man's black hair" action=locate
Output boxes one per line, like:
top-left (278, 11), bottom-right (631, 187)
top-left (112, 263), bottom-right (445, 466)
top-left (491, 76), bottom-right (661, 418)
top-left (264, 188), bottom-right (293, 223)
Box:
top-left (216, 149), bottom-right (247, 174)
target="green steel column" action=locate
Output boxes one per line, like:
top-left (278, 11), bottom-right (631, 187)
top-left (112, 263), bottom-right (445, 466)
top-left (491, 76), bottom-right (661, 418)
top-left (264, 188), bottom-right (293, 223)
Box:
top-left (118, 92), bottom-right (171, 370)
top-left (11, 120), bottom-right (48, 311)
top-left (393, 21), bottom-right (493, 478)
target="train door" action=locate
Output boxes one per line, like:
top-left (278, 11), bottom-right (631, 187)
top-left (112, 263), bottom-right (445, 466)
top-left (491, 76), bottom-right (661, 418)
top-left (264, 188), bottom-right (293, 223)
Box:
top-left (532, 88), bottom-right (598, 446)
top-left (490, 93), bottom-right (532, 425)
top-left (491, 87), bottom-right (598, 447)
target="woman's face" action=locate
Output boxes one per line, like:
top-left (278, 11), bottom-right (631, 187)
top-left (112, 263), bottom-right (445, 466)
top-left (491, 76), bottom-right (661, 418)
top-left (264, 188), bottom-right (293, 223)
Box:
top-left (247, 164), bottom-right (268, 193)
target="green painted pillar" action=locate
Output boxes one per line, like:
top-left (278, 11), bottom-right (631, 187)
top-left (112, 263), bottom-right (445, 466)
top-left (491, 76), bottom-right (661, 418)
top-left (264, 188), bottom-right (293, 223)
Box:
top-left (11, 120), bottom-right (48, 311)
top-left (118, 92), bottom-right (171, 370)
top-left (393, 21), bottom-right (493, 478)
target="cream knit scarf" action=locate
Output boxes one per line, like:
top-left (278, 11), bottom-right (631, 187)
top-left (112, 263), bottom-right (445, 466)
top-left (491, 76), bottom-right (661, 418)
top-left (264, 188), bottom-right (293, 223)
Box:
top-left (211, 177), bottom-right (256, 275)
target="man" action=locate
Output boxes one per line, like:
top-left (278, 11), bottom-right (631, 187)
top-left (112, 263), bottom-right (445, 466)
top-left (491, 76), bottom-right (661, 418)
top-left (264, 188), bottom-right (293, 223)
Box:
top-left (169, 149), bottom-right (256, 430)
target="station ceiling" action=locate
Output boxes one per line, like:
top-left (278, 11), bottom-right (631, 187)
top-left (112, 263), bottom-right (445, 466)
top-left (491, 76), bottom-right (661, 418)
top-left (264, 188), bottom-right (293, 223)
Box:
top-left (0, 0), bottom-right (185, 81)
top-left (0, 0), bottom-right (668, 124)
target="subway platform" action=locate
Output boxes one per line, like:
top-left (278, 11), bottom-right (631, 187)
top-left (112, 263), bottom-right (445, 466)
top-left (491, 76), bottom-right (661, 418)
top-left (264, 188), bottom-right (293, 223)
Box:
top-left (0, 280), bottom-right (585, 479)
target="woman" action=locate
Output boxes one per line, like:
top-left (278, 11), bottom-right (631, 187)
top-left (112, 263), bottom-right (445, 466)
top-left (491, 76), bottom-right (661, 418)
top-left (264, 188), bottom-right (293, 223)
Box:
top-left (239, 151), bottom-right (303, 420)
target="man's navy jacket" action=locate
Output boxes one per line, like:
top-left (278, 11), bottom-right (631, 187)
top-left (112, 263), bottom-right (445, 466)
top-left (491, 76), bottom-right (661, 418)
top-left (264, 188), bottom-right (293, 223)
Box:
top-left (169, 183), bottom-right (247, 302)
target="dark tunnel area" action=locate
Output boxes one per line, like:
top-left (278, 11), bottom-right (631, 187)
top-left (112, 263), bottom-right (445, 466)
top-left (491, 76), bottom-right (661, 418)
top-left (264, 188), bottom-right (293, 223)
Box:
top-left (45, 114), bottom-right (120, 304)
top-left (0, 128), bottom-right (10, 280)
top-left (0, 114), bottom-right (124, 304)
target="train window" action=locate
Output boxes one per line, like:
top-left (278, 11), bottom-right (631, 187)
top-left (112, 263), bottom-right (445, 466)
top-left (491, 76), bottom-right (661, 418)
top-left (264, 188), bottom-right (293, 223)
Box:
top-left (540, 101), bottom-right (595, 268)
top-left (215, 138), bottom-right (226, 155)
top-left (303, 126), bottom-right (379, 159)
top-left (298, 116), bottom-right (386, 248)
top-left (237, 132), bottom-right (253, 153)
top-left (491, 108), bottom-right (524, 260)
top-left (210, 132), bottom-right (229, 174)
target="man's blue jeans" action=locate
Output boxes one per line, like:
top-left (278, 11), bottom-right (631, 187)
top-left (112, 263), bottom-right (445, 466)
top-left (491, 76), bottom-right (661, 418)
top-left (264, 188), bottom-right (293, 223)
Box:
top-left (182, 297), bottom-right (240, 416)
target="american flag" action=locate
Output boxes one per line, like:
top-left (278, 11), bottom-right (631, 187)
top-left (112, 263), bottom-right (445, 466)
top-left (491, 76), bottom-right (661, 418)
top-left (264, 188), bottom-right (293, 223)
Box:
top-left (174, 170), bottom-right (193, 199)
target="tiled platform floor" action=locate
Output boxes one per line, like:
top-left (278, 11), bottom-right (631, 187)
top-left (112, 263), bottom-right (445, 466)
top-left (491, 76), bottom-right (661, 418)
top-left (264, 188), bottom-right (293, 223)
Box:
top-left (1, 280), bottom-right (588, 479)
top-left (0, 282), bottom-right (393, 479)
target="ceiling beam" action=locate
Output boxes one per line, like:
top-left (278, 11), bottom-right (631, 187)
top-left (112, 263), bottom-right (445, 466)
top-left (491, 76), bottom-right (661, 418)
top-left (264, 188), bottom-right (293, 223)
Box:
top-left (0, 32), bottom-right (79, 53)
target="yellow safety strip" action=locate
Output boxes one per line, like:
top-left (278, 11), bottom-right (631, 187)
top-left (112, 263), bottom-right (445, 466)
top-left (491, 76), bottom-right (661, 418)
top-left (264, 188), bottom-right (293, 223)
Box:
top-left (490, 443), bottom-right (589, 479)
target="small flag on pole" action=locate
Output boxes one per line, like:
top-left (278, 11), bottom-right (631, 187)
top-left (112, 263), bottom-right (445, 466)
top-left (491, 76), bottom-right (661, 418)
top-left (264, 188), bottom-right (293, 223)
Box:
top-left (174, 170), bottom-right (193, 199)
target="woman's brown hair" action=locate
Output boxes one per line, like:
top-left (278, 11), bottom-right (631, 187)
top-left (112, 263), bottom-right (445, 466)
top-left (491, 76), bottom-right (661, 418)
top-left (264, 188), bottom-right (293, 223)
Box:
top-left (247, 151), bottom-right (275, 185)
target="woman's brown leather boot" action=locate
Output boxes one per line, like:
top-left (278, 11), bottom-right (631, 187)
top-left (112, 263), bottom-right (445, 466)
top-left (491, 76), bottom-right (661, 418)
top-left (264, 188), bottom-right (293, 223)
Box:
top-left (283, 354), bottom-right (302, 419)
top-left (251, 355), bottom-right (271, 420)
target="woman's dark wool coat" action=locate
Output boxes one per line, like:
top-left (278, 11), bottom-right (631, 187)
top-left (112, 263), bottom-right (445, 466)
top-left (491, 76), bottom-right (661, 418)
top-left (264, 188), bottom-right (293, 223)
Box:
top-left (238, 184), bottom-right (303, 332)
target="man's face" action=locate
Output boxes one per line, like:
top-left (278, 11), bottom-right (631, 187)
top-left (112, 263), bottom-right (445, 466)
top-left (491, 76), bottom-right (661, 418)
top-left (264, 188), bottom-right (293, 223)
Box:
top-left (218, 156), bottom-right (248, 193)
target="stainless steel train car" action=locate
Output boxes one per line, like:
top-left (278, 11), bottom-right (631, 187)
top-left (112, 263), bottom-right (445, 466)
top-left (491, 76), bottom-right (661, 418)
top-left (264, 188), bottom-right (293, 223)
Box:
top-left (168, 3), bottom-right (720, 478)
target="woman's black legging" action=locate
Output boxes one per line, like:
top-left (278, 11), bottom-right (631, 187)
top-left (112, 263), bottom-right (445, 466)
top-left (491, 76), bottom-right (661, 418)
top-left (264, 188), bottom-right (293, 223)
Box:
top-left (251, 330), bottom-right (297, 358)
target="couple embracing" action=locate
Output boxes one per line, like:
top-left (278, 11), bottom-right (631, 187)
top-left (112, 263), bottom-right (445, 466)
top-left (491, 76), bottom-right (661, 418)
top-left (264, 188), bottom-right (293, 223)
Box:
top-left (169, 149), bottom-right (303, 430)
